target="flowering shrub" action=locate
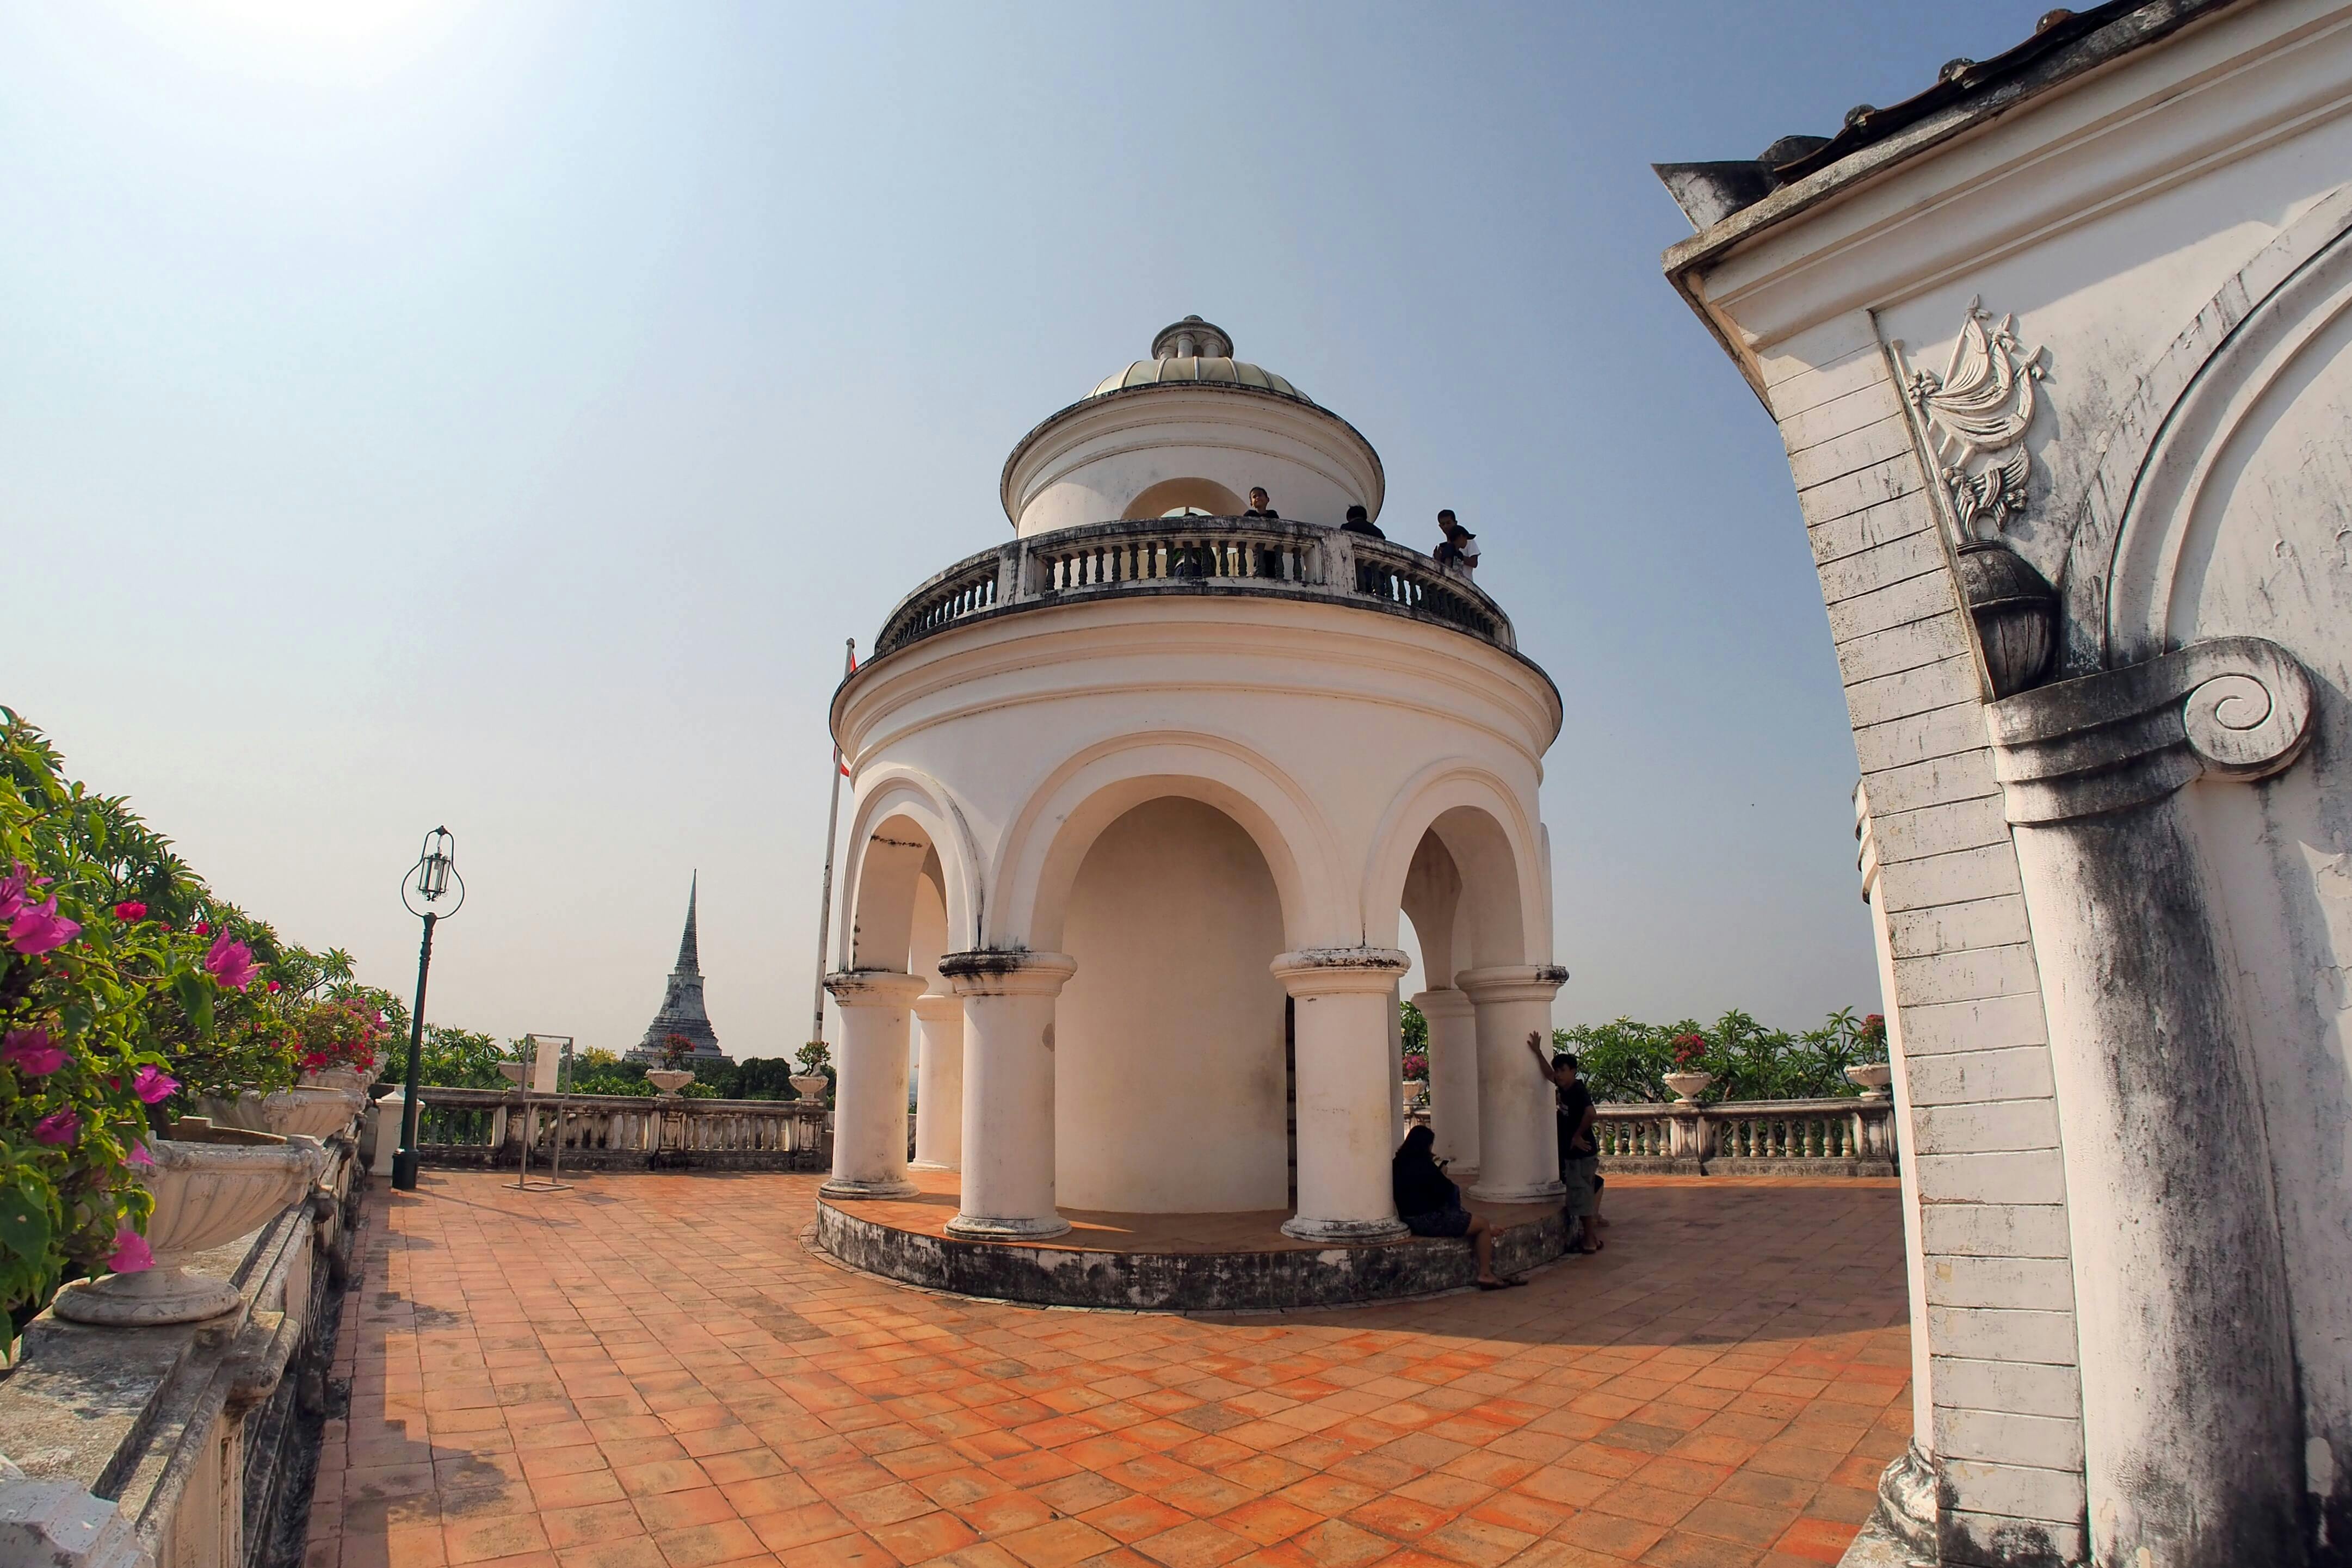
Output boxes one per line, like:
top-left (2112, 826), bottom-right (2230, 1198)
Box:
top-left (1400, 1050), bottom-right (1429, 1082)
top-left (1, 712), bottom-right (388, 1352)
top-left (1, 713), bottom-right (218, 1353)
top-left (292, 996), bottom-right (392, 1078)
top-left (1558, 1007), bottom-right (1891, 1104)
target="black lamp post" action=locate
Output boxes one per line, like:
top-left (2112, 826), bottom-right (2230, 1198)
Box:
top-left (392, 826), bottom-right (464, 1192)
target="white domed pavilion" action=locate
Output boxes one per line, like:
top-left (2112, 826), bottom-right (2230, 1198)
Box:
top-left (818, 318), bottom-right (1569, 1306)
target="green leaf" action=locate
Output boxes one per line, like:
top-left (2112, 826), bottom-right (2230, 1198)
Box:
top-left (171, 970), bottom-right (215, 1035)
top-left (0, 1186), bottom-right (53, 1264)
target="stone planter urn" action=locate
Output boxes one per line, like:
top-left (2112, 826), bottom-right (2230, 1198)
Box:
top-left (1845, 1063), bottom-right (1894, 1100)
top-left (198, 1087), bottom-right (365, 1142)
top-left (497, 1061), bottom-right (526, 1086)
top-left (299, 1065), bottom-right (368, 1095)
top-left (54, 1132), bottom-right (323, 1325)
top-left (1663, 1071), bottom-right (1713, 1104)
top-left (646, 1069), bottom-right (696, 1098)
top-left (789, 1074), bottom-right (829, 1102)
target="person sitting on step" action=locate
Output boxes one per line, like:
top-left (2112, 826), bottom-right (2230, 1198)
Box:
top-left (1392, 1125), bottom-right (1521, 1289)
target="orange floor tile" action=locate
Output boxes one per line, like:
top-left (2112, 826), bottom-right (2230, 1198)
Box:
top-left (307, 1172), bottom-right (1910, 1568)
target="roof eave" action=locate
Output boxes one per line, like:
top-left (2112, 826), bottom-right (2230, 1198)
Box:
top-left (1658, 0), bottom-right (2249, 399)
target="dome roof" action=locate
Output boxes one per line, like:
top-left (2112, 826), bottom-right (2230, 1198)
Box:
top-left (1087, 315), bottom-right (1315, 406)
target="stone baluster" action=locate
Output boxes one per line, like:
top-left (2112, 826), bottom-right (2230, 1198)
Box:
top-left (1273, 949), bottom-right (1412, 1242)
top-left (939, 951), bottom-right (1077, 1239)
top-left (911, 992), bottom-right (964, 1172)
top-left (1410, 988), bottom-right (1480, 1179)
top-left (1456, 966), bottom-right (1570, 1203)
top-left (820, 970), bottom-right (926, 1200)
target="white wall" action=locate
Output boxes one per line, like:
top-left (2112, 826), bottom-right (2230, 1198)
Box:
top-left (1053, 797), bottom-right (1291, 1212)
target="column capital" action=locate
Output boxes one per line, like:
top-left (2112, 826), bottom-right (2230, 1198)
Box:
top-left (937, 950), bottom-right (1077, 997)
top-left (825, 970), bottom-right (929, 1005)
top-left (1989, 634), bottom-right (2313, 824)
top-left (1409, 987), bottom-right (1474, 1021)
top-left (1271, 948), bottom-right (1410, 998)
top-left (910, 991), bottom-right (961, 1022)
top-left (1455, 965), bottom-right (1569, 1004)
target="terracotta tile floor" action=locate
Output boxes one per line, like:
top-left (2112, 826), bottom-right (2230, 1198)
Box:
top-left (832, 1171), bottom-right (1562, 1253)
top-left (307, 1172), bottom-right (1909, 1568)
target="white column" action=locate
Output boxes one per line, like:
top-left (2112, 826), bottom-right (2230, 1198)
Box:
top-left (940, 951), bottom-right (1076, 1239)
top-left (1387, 981), bottom-right (1406, 1154)
top-left (1273, 948), bottom-right (1410, 1243)
top-left (1457, 965), bottom-right (1568, 1203)
top-left (910, 992), bottom-right (964, 1171)
top-left (1411, 987), bottom-right (1480, 1177)
top-left (820, 970), bottom-right (925, 1199)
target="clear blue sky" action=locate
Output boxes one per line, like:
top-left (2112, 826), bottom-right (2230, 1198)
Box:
top-left (4, 1), bottom-right (2057, 1058)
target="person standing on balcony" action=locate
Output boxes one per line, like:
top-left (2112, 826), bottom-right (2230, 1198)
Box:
top-left (1435, 510), bottom-right (1480, 582)
top-left (1340, 505), bottom-right (1384, 539)
top-left (1528, 1032), bottom-right (1601, 1253)
top-left (1243, 486), bottom-right (1279, 519)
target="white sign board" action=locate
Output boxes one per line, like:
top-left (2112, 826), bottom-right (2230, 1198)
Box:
top-left (524, 1033), bottom-right (567, 1094)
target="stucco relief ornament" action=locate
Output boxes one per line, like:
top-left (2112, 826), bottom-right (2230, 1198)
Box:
top-left (1893, 299), bottom-right (2059, 697)
top-left (1905, 298), bottom-right (2048, 540)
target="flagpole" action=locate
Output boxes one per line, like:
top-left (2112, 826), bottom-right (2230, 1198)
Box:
top-left (811, 638), bottom-right (854, 1049)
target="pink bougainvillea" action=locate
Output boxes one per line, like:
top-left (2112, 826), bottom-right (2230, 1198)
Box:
top-left (3, 1027), bottom-right (65, 1075)
top-left (106, 1230), bottom-right (155, 1273)
top-left (203, 931), bottom-right (258, 990)
top-left (133, 1065), bottom-right (178, 1103)
top-left (32, 1109), bottom-right (79, 1146)
top-left (7, 896), bottom-right (80, 956)
top-left (113, 900), bottom-right (148, 922)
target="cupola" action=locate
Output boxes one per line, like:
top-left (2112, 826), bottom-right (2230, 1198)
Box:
top-left (1001, 315), bottom-right (1385, 536)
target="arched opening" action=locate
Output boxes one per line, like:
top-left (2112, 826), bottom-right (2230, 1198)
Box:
top-left (1122, 476), bottom-right (1245, 521)
top-left (848, 813), bottom-right (941, 981)
top-left (848, 814), bottom-right (953, 1127)
top-left (1052, 797), bottom-right (1292, 1212)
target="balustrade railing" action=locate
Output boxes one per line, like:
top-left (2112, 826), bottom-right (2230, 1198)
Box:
top-left (871, 516), bottom-right (1514, 659)
top-left (1592, 1097), bottom-right (1897, 1176)
top-left (410, 1087), bottom-right (830, 1171)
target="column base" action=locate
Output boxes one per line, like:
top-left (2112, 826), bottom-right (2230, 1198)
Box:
top-left (946, 1211), bottom-right (1071, 1240)
top-left (908, 1159), bottom-right (959, 1173)
top-left (1468, 1177), bottom-right (1565, 1203)
top-left (1281, 1214), bottom-right (1410, 1244)
top-left (820, 1176), bottom-right (919, 1200)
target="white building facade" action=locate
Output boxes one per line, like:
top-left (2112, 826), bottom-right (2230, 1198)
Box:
top-left (823, 319), bottom-right (1566, 1249)
top-left (1660, 4), bottom-right (2352, 1565)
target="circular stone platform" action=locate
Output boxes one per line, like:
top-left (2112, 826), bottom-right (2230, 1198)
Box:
top-left (814, 1169), bottom-right (1566, 1311)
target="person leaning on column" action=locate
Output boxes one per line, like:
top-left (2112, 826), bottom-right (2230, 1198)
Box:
top-left (1528, 1031), bottom-right (1601, 1254)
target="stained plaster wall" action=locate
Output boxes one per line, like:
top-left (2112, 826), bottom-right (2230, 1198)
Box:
top-left (1669, 3), bottom-right (2352, 1561)
top-left (1762, 312), bottom-right (2086, 1566)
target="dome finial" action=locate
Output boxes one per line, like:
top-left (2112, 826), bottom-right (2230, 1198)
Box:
top-left (1152, 315), bottom-right (1232, 361)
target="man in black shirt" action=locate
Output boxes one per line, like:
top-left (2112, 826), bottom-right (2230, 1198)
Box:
top-left (1340, 504), bottom-right (1384, 539)
top-left (1527, 1031), bottom-right (1602, 1253)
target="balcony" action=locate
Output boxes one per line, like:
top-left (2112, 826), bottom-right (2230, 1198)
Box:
top-left (872, 516), bottom-right (1517, 662)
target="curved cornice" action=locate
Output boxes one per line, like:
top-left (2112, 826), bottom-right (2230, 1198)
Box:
top-left (999, 381), bottom-right (1387, 526)
top-left (830, 598), bottom-right (1564, 770)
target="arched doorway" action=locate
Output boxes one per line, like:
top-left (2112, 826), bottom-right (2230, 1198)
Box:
top-left (1054, 797), bottom-right (1291, 1212)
